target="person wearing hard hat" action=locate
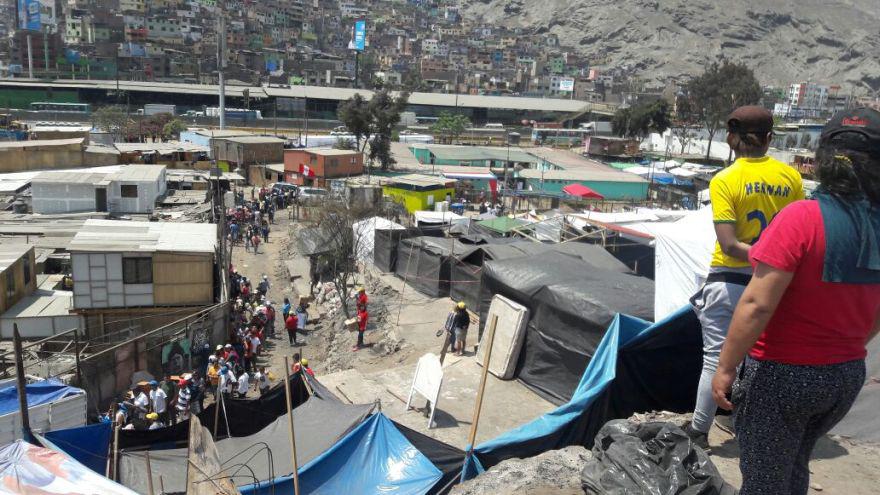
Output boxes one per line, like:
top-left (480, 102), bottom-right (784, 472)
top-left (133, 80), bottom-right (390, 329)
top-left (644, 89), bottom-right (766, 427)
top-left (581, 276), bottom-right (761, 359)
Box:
top-left (149, 380), bottom-right (168, 424)
top-left (133, 381), bottom-right (150, 420)
top-left (172, 379), bottom-right (191, 422)
top-left (353, 305), bottom-right (368, 351)
top-left (146, 412), bottom-right (165, 430)
top-left (300, 358), bottom-right (315, 377)
top-left (452, 301), bottom-right (470, 357)
top-left (355, 286), bottom-right (368, 312)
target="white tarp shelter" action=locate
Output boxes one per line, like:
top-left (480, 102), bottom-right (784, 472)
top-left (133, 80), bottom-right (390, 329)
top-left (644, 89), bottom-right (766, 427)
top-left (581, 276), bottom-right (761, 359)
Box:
top-left (352, 216), bottom-right (405, 263)
top-left (413, 210), bottom-right (467, 227)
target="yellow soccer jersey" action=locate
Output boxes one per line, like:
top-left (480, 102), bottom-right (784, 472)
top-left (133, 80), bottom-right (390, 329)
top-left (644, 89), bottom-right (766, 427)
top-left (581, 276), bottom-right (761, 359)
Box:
top-left (710, 156), bottom-right (805, 268)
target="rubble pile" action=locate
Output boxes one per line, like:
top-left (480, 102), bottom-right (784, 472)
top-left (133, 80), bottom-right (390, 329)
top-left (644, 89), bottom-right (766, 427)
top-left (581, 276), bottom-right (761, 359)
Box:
top-left (451, 446), bottom-right (591, 495)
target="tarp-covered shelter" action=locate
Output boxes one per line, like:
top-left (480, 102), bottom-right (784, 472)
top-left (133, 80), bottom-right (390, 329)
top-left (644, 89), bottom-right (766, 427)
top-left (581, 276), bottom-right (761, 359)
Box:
top-left (241, 413), bottom-right (442, 495)
top-left (480, 251), bottom-right (654, 404)
top-left (0, 440), bottom-right (139, 495)
top-left (352, 216), bottom-right (405, 264)
top-left (462, 307), bottom-right (702, 480)
top-left (450, 242), bottom-right (631, 314)
top-left (0, 379), bottom-right (87, 445)
top-left (395, 237), bottom-right (478, 297)
top-left (474, 216), bottom-right (531, 236)
top-left (118, 385), bottom-right (376, 493)
top-left (373, 226), bottom-right (421, 272)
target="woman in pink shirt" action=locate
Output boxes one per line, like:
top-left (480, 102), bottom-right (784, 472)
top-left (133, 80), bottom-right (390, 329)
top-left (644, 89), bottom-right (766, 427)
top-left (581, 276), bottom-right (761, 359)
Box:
top-left (712, 108), bottom-right (880, 494)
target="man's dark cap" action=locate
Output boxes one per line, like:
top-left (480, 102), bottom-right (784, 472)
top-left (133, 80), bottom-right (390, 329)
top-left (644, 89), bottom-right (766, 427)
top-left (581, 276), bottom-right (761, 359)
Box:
top-left (820, 108), bottom-right (880, 153)
top-left (727, 105), bottom-right (774, 135)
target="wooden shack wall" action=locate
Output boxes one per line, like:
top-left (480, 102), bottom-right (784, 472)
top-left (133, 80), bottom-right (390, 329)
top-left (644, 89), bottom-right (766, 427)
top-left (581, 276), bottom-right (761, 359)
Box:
top-left (152, 252), bottom-right (214, 306)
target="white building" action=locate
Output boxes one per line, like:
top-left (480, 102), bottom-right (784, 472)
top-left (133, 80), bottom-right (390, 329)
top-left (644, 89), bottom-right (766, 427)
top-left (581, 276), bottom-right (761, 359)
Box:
top-left (788, 82), bottom-right (828, 115)
top-left (31, 165), bottom-right (167, 214)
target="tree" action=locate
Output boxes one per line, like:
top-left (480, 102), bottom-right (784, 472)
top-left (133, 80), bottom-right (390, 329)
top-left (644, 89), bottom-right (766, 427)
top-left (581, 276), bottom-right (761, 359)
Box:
top-left (93, 105), bottom-right (131, 141)
top-left (337, 93), bottom-right (372, 153)
top-left (431, 111), bottom-right (470, 144)
top-left (141, 113), bottom-right (174, 141)
top-left (334, 137), bottom-right (356, 150)
top-left (611, 99), bottom-right (671, 139)
top-left (686, 60), bottom-right (762, 160)
top-left (671, 93), bottom-right (700, 154)
top-left (337, 87), bottom-right (410, 171)
top-left (162, 118), bottom-right (187, 140)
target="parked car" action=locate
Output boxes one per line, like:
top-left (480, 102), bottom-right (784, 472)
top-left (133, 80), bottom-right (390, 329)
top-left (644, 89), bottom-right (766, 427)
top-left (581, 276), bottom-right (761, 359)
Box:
top-left (271, 182), bottom-right (298, 196)
top-left (297, 187), bottom-right (329, 204)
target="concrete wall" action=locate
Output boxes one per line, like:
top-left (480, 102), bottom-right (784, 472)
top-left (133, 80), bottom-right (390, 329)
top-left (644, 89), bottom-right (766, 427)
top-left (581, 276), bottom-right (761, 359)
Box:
top-left (72, 252), bottom-right (154, 309)
top-left (0, 143), bottom-right (86, 172)
top-left (31, 182), bottom-right (99, 214)
top-left (382, 185), bottom-right (455, 213)
top-left (108, 171), bottom-right (166, 213)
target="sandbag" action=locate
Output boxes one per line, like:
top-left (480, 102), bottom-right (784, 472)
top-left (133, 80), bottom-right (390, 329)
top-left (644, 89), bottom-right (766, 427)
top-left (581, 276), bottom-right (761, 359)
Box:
top-left (581, 420), bottom-right (737, 495)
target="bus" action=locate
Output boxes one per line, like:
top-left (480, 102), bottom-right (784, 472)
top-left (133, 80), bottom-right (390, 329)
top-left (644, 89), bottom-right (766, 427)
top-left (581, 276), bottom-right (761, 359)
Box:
top-left (29, 102), bottom-right (92, 114)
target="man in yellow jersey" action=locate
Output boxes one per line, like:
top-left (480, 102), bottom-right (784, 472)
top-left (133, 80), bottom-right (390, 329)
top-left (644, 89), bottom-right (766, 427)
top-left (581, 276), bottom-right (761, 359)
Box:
top-left (685, 105), bottom-right (804, 448)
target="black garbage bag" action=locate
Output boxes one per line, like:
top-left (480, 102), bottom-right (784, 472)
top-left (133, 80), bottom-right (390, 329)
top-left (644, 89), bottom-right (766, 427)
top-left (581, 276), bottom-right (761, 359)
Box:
top-left (581, 420), bottom-right (737, 495)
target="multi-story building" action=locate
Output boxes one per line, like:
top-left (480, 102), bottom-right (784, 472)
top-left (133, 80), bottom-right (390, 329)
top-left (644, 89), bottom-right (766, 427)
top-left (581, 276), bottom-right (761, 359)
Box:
top-left (788, 82), bottom-right (829, 116)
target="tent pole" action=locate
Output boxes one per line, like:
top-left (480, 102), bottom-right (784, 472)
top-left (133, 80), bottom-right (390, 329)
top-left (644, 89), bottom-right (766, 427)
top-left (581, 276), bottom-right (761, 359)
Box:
top-left (12, 325), bottom-right (32, 442)
top-left (145, 451), bottom-right (155, 495)
top-left (283, 357), bottom-right (301, 495)
top-left (395, 241), bottom-right (416, 327)
top-left (463, 313), bottom-right (498, 468)
top-left (111, 419), bottom-right (120, 481)
top-left (213, 385), bottom-right (221, 439)
top-left (106, 404), bottom-right (116, 478)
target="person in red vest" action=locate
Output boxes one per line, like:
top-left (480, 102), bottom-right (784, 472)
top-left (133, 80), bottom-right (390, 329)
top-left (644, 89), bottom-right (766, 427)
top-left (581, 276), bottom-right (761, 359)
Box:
top-left (355, 286), bottom-right (368, 312)
top-left (285, 312), bottom-right (299, 346)
top-left (353, 307), bottom-right (368, 351)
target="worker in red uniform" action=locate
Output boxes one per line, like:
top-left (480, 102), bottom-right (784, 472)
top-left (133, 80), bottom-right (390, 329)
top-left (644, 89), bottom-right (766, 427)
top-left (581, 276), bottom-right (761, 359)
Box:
top-left (355, 286), bottom-right (368, 312)
top-left (285, 312), bottom-right (299, 346)
top-left (353, 307), bottom-right (368, 351)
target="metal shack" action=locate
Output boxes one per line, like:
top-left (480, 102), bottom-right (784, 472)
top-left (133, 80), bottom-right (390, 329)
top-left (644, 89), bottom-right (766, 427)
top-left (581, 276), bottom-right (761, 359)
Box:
top-left (31, 165), bottom-right (167, 214)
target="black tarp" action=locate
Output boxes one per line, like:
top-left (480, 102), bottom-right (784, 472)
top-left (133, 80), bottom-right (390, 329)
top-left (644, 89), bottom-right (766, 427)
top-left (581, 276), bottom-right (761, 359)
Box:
top-left (451, 242), bottom-right (633, 317)
top-left (471, 309), bottom-right (703, 475)
top-left (395, 236), bottom-right (478, 297)
top-left (117, 372), bottom-right (311, 450)
top-left (393, 421), bottom-right (465, 495)
top-left (373, 227), bottom-right (420, 272)
top-left (119, 381), bottom-right (376, 494)
top-left (480, 252), bottom-right (654, 404)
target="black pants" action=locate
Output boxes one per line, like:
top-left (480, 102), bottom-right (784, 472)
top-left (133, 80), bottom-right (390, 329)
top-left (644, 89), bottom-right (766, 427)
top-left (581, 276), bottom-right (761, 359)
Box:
top-left (287, 329), bottom-right (297, 345)
top-left (734, 357), bottom-right (865, 494)
top-left (356, 330), bottom-right (364, 347)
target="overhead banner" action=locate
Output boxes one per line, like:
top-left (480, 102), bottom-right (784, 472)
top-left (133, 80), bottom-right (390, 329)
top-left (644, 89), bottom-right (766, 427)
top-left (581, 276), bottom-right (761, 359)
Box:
top-left (348, 19), bottom-right (366, 51)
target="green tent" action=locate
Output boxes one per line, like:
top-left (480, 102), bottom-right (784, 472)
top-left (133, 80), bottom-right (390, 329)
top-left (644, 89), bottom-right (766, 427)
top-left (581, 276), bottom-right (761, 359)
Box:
top-left (476, 216), bottom-right (531, 234)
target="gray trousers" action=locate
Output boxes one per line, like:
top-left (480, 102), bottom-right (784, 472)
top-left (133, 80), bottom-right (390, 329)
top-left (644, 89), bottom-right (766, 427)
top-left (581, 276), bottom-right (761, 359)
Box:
top-left (691, 280), bottom-right (746, 433)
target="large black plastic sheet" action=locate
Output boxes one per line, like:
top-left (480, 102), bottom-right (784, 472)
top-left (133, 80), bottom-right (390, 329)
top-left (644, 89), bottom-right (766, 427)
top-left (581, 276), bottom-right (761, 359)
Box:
top-left (479, 252), bottom-right (654, 404)
top-left (393, 421), bottom-right (465, 495)
top-left (395, 236), bottom-right (478, 297)
top-left (468, 309), bottom-right (703, 480)
top-left (581, 420), bottom-right (736, 495)
top-left (450, 241), bottom-right (632, 312)
top-left (373, 227), bottom-right (420, 272)
top-left (117, 372), bottom-right (311, 450)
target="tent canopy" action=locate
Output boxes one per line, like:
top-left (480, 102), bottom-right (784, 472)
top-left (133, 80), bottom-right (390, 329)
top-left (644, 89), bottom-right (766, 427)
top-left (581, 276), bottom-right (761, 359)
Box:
top-left (353, 216), bottom-right (405, 263)
top-left (0, 379), bottom-right (84, 415)
top-left (396, 236), bottom-right (478, 297)
top-left (241, 413), bottom-right (442, 495)
top-left (480, 251), bottom-right (654, 403)
top-left (475, 216), bottom-right (531, 234)
top-left (562, 183), bottom-right (604, 199)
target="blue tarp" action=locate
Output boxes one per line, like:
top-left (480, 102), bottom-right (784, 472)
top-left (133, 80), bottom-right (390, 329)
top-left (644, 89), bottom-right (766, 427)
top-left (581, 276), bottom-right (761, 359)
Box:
top-left (0, 379), bottom-right (84, 416)
top-left (241, 413), bottom-right (442, 495)
top-left (42, 421), bottom-right (112, 474)
top-left (462, 306), bottom-right (702, 479)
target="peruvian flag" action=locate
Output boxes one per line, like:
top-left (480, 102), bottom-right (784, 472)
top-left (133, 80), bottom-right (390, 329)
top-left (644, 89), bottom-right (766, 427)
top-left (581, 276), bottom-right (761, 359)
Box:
top-left (299, 164), bottom-right (315, 177)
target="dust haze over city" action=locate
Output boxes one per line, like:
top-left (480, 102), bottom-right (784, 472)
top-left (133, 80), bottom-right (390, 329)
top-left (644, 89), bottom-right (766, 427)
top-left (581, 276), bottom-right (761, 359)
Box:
top-left (0, 0), bottom-right (877, 494)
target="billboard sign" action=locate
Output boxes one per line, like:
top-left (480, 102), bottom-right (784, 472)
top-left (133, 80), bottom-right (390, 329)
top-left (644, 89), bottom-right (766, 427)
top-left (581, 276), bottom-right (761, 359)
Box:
top-left (348, 19), bottom-right (366, 51)
top-left (18, 0), bottom-right (41, 30)
top-left (559, 77), bottom-right (575, 92)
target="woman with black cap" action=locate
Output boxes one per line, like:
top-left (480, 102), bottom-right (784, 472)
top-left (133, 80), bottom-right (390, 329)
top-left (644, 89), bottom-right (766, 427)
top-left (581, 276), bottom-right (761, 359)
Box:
top-left (712, 108), bottom-right (880, 494)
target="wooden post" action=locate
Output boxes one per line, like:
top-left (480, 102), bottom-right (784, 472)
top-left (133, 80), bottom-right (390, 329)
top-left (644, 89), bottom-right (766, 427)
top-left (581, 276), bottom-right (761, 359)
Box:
top-left (283, 357), bottom-right (301, 495)
top-left (111, 419), bottom-right (120, 481)
top-left (106, 404), bottom-right (116, 478)
top-left (159, 475), bottom-right (165, 495)
top-left (466, 314), bottom-right (498, 449)
top-left (145, 451), bottom-right (155, 495)
top-left (213, 385), bottom-right (222, 439)
top-left (12, 325), bottom-right (31, 442)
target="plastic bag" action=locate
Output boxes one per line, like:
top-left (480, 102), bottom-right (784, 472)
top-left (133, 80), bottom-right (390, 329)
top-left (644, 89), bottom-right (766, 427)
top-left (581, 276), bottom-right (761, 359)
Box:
top-left (581, 420), bottom-right (737, 495)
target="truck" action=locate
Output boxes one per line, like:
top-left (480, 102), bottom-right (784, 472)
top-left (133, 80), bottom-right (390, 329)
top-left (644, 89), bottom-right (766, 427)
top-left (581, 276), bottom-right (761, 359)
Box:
top-left (142, 104), bottom-right (177, 116)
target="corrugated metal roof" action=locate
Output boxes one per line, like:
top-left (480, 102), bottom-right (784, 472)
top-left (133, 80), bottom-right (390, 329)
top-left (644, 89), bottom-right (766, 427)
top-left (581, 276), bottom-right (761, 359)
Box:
top-left (219, 136), bottom-right (285, 144)
top-left (416, 144), bottom-right (538, 163)
top-left (0, 138), bottom-right (84, 149)
top-left (0, 244), bottom-right (31, 272)
top-left (114, 141), bottom-right (209, 153)
top-left (69, 219), bottom-right (217, 253)
top-left (384, 173), bottom-right (456, 188)
top-left (519, 167), bottom-right (647, 183)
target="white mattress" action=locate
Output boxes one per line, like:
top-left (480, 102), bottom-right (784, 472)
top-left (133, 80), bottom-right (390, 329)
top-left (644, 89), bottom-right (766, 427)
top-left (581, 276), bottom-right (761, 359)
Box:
top-left (477, 294), bottom-right (529, 379)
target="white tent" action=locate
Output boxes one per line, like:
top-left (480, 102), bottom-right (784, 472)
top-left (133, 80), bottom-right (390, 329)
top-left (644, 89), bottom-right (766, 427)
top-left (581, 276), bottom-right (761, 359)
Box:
top-left (413, 210), bottom-right (467, 227)
top-left (352, 216), bottom-right (405, 264)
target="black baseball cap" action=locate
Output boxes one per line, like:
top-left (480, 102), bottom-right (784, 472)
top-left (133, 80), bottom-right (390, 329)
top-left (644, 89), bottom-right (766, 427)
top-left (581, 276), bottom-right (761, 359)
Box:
top-left (820, 108), bottom-right (880, 153)
top-left (727, 105), bottom-right (774, 135)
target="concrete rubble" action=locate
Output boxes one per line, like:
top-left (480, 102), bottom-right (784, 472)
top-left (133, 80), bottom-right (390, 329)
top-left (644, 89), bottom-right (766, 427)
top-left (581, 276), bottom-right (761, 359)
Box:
top-left (451, 446), bottom-right (592, 495)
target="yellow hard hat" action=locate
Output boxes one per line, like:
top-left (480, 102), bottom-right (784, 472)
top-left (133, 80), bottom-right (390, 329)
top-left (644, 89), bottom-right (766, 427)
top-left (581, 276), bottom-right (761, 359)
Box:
top-left (300, 358), bottom-right (309, 366)
top-left (457, 301), bottom-right (466, 309)
top-left (146, 412), bottom-right (159, 421)
top-left (356, 286), bottom-right (365, 292)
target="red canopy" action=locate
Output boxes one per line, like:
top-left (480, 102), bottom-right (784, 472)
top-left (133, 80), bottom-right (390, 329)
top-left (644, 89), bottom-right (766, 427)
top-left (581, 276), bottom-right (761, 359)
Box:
top-left (562, 183), bottom-right (604, 199)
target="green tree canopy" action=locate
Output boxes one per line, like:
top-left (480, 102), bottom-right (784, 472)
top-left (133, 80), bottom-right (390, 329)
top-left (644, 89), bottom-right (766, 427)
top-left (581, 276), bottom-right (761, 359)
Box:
top-left (431, 112), bottom-right (471, 144)
top-left (612, 99), bottom-right (671, 139)
top-left (337, 88), bottom-right (410, 171)
top-left (683, 60), bottom-right (762, 159)
top-left (162, 118), bottom-right (187, 140)
top-left (93, 105), bottom-right (131, 140)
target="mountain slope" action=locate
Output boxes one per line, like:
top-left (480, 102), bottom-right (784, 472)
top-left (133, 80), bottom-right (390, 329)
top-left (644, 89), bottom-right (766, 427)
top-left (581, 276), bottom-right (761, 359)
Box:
top-left (459, 0), bottom-right (880, 90)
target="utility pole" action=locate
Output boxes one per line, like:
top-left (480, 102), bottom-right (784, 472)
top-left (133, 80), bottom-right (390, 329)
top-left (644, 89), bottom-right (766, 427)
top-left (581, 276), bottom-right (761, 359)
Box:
top-left (26, 33), bottom-right (33, 79)
top-left (217, 0), bottom-right (227, 130)
top-left (13, 325), bottom-right (32, 442)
